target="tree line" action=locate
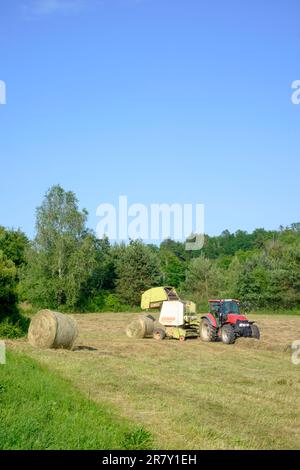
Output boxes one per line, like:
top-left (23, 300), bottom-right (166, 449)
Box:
top-left (1, 185), bottom-right (300, 329)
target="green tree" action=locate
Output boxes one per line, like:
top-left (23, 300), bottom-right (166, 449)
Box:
top-left (80, 236), bottom-right (117, 308)
top-left (0, 251), bottom-right (18, 322)
top-left (20, 185), bottom-right (97, 309)
top-left (184, 256), bottom-right (223, 306)
top-left (0, 227), bottom-right (28, 267)
top-left (227, 242), bottom-right (300, 309)
top-left (159, 251), bottom-right (186, 287)
top-left (160, 239), bottom-right (188, 261)
top-left (115, 240), bottom-right (161, 306)
top-left (230, 254), bottom-right (273, 308)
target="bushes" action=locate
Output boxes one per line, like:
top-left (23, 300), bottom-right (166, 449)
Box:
top-left (183, 242), bottom-right (300, 311)
top-left (0, 226), bottom-right (28, 268)
top-left (0, 319), bottom-right (27, 339)
top-left (116, 240), bottom-right (161, 307)
top-left (84, 292), bottom-right (139, 313)
top-left (229, 245), bottom-right (300, 310)
top-left (0, 251), bottom-right (29, 338)
top-left (0, 251), bottom-right (18, 322)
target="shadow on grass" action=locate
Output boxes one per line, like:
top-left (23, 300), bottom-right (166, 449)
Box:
top-left (73, 345), bottom-right (98, 352)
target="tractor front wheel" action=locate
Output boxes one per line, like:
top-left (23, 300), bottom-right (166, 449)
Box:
top-left (199, 319), bottom-right (217, 342)
top-left (251, 324), bottom-right (260, 340)
top-left (153, 328), bottom-right (166, 341)
top-left (221, 324), bottom-right (236, 344)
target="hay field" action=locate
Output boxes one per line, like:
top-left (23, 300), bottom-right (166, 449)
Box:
top-left (9, 313), bottom-right (300, 450)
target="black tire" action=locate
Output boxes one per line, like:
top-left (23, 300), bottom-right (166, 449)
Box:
top-left (199, 319), bottom-right (217, 342)
top-left (153, 328), bottom-right (166, 340)
top-left (146, 314), bottom-right (156, 322)
top-left (251, 324), bottom-right (260, 340)
top-left (221, 324), bottom-right (236, 344)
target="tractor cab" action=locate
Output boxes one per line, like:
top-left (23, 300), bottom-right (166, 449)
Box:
top-left (209, 299), bottom-right (241, 323)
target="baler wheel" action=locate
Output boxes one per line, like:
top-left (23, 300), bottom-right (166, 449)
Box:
top-left (153, 328), bottom-right (166, 341)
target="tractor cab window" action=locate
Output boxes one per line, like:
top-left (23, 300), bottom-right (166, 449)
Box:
top-left (222, 301), bottom-right (240, 315)
top-left (210, 303), bottom-right (221, 315)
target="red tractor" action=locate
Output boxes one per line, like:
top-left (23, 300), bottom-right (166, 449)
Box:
top-left (199, 299), bottom-right (260, 345)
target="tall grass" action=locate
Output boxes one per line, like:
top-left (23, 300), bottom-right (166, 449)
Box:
top-left (0, 351), bottom-right (153, 450)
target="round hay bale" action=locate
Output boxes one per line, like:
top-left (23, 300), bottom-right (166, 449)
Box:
top-left (126, 316), bottom-right (154, 339)
top-left (28, 310), bottom-right (79, 350)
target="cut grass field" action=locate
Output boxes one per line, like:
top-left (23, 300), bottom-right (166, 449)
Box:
top-left (5, 313), bottom-right (300, 450)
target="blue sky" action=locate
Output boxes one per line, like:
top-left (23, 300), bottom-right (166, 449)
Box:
top-left (0, 0), bottom-right (299, 239)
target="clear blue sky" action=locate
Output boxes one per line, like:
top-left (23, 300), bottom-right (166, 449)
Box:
top-left (0, 0), bottom-right (299, 239)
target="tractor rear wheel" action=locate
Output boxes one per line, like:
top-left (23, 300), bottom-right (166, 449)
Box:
top-left (251, 324), bottom-right (260, 340)
top-left (199, 319), bottom-right (217, 342)
top-left (153, 328), bottom-right (166, 340)
top-left (221, 324), bottom-right (236, 344)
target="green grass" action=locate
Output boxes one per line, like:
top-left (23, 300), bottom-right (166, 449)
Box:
top-left (19, 312), bottom-right (300, 450)
top-left (6, 312), bottom-right (300, 450)
top-left (0, 351), bottom-right (153, 450)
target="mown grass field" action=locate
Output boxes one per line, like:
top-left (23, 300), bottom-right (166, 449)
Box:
top-left (5, 312), bottom-right (300, 450)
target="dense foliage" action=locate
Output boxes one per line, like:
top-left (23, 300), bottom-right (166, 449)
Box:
top-left (0, 251), bottom-right (18, 322)
top-left (0, 226), bottom-right (28, 267)
top-left (115, 240), bottom-right (161, 306)
top-left (1, 185), bottom-right (300, 314)
top-left (20, 186), bottom-right (98, 309)
top-left (0, 237), bottom-right (29, 336)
